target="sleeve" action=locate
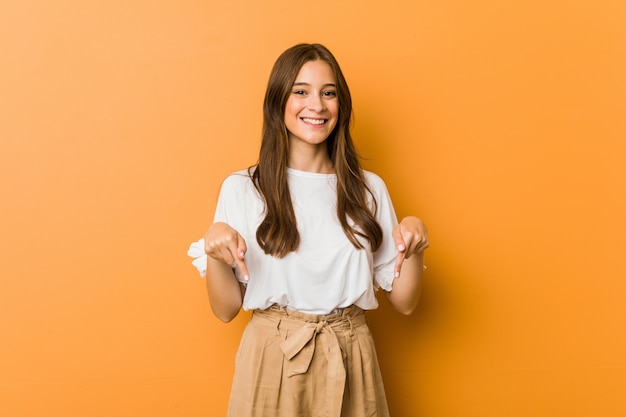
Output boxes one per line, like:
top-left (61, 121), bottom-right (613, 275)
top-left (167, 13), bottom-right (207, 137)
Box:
top-left (187, 238), bottom-right (207, 278)
top-left (212, 174), bottom-right (241, 225)
top-left (368, 172), bottom-right (400, 292)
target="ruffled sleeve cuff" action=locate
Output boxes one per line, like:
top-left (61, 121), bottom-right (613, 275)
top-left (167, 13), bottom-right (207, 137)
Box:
top-left (373, 259), bottom-right (396, 292)
top-left (187, 238), bottom-right (207, 278)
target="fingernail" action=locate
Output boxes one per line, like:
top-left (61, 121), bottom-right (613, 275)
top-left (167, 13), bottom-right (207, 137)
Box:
top-left (398, 244), bottom-right (405, 251)
top-left (395, 271), bottom-right (400, 278)
top-left (244, 275), bottom-right (250, 282)
top-left (239, 251), bottom-right (245, 258)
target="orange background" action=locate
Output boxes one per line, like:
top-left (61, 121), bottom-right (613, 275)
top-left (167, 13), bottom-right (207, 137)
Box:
top-left (1, 0), bottom-right (625, 416)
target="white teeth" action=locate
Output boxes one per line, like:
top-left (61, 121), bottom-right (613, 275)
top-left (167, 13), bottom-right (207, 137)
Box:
top-left (302, 118), bottom-right (325, 125)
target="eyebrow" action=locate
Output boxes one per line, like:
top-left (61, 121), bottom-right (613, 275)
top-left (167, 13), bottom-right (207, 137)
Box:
top-left (292, 82), bottom-right (337, 88)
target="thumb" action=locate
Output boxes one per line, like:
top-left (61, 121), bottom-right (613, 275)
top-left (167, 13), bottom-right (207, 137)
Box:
top-left (392, 224), bottom-right (406, 252)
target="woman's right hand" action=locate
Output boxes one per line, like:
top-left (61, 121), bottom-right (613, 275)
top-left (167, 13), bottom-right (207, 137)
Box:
top-left (204, 222), bottom-right (250, 281)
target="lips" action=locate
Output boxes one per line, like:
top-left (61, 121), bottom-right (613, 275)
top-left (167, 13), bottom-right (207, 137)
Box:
top-left (301, 117), bottom-right (326, 125)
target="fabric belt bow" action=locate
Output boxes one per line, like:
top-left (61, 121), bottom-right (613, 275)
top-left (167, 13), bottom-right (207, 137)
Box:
top-left (280, 320), bottom-right (346, 417)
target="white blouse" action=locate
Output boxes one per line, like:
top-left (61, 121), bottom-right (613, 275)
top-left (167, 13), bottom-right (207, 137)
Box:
top-left (188, 168), bottom-right (399, 315)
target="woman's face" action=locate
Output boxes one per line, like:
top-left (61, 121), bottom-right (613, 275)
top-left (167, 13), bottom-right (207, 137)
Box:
top-left (284, 59), bottom-right (339, 149)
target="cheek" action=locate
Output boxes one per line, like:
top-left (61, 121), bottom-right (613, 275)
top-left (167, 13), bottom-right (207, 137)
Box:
top-left (283, 101), bottom-right (299, 131)
top-left (329, 104), bottom-right (340, 124)
top-left (284, 98), bottom-right (299, 118)
top-left (328, 101), bottom-right (339, 117)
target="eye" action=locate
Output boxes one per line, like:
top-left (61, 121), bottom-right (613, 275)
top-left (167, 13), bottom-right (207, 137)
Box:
top-left (323, 90), bottom-right (337, 97)
top-left (292, 89), bottom-right (306, 95)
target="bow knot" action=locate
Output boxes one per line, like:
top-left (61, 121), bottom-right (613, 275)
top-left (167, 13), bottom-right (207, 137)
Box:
top-left (279, 318), bottom-right (347, 416)
top-left (280, 320), bottom-right (331, 375)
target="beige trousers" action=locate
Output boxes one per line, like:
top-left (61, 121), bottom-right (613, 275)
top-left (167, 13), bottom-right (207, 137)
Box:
top-left (227, 305), bottom-right (390, 417)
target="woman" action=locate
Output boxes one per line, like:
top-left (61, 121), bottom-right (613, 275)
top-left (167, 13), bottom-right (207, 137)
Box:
top-left (189, 43), bottom-right (429, 417)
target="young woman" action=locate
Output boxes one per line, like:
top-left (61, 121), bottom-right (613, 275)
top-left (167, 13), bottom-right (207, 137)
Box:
top-left (188, 43), bottom-right (429, 417)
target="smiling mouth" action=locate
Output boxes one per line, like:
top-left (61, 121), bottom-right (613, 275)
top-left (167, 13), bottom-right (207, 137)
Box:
top-left (301, 117), bottom-right (326, 125)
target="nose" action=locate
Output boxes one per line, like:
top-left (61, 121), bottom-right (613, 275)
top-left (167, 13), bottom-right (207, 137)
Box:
top-left (307, 93), bottom-right (326, 112)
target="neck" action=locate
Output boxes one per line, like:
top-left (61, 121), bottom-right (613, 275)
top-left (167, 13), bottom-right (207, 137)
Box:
top-left (288, 145), bottom-right (334, 173)
top-left (288, 161), bottom-right (335, 174)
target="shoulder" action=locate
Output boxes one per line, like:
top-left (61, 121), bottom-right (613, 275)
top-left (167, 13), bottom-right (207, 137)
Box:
top-left (216, 168), bottom-right (258, 199)
top-left (221, 168), bottom-right (255, 187)
top-left (362, 170), bottom-right (394, 210)
top-left (362, 170), bottom-right (388, 191)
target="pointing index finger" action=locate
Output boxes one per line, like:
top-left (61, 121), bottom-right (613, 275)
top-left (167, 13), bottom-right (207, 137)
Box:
top-left (392, 225), bottom-right (407, 278)
top-left (394, 250), bottom-right (406, 278)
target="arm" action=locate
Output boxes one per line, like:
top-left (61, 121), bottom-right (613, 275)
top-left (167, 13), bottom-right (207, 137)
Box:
top-left (384, 216), bottom-right (429, 315)
top-left (204, 222), bottom-right (250, 322)
top-left (384, 250), bottom-right (424, 315)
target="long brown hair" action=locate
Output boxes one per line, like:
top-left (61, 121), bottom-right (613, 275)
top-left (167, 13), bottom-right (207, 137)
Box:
top-left (252, 43), bottom-right (382, 257)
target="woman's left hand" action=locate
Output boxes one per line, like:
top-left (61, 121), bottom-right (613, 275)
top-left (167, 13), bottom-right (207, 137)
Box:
top-left (392, 216), bottom-right (429, 277)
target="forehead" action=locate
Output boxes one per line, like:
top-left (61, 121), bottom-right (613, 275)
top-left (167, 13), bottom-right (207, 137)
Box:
top-left (294, 60), bottom-right (336, 84)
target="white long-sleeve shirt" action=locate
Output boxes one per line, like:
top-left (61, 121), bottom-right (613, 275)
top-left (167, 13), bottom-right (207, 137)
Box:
top-left (188, 168), bottom-right (399, 315)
